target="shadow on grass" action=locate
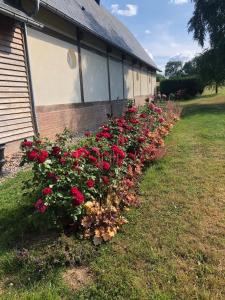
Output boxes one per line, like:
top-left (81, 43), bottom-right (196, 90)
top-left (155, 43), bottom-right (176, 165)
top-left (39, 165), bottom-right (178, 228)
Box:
top-left (0, 203), bottom-right (59, 253)
top-left (0, 189), bottom-right (95, 291)
top-left (181, 101), bottom-right (225, 118)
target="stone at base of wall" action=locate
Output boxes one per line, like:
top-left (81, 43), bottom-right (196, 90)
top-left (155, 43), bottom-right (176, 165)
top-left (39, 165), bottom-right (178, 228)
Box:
top-left (4, 96), bottom-right (150, 155)
top-left (5, 140), bottom-right (23, 157)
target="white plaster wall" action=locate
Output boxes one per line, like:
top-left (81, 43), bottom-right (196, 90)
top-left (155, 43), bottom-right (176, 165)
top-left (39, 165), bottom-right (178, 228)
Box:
top-left (148, 72), bottom-right (152, 94)
top-left (141, 69), bottom-right (148, 95)
top-left (109, 58), bottom-right (123, 100)
top-left (81, 48), bottom-right (109, 102)
top-left (27, 27), bottom-right (81, 106)
top-left (124, 64), bottom-right (134, 99)
top-left (152, 73), bottom-right (157, 95)
top-left (133, 67), bottom-right (141, 96)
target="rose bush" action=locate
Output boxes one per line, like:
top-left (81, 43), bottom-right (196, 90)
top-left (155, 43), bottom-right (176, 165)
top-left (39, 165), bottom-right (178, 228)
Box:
top-left (21, 100), bottom-right (181, 244)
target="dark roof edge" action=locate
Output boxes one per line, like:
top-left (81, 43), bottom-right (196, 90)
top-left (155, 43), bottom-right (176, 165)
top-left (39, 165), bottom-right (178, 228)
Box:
top-left (0, 6), bottom-right (43, 28)
top-left (40, 1), bottom-right (158, 71)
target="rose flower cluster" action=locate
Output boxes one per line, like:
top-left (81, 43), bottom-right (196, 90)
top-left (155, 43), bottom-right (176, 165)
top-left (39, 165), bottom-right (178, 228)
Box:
top-left (21, 100), bottom-right (180, 244)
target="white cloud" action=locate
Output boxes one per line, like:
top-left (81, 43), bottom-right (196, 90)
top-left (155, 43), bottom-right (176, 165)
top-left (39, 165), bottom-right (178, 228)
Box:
top-left (169, 0), bottom-right (188, 5)
top-left (111, 4), bottom-right (138, 17)
top-left (141, 22), bottom-right (203, 73)
top-left (145, 29), bottom-right (151, 34)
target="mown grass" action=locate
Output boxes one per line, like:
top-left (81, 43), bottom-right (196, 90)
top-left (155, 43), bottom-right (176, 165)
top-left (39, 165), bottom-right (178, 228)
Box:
top-left (0, 93), bottom-right (225, 299)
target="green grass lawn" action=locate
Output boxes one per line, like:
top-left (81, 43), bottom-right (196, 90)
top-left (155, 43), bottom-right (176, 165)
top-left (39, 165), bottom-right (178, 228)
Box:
top-left (0, 93), bottom-right (225, 299)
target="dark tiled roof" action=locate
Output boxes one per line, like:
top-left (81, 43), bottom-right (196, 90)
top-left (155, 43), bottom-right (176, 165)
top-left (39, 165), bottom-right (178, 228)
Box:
top-left (0, 0), bottom-right (157, 69)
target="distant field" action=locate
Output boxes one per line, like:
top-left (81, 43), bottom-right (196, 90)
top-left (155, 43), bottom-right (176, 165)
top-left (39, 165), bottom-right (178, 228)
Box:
top-left (203, 86), bottom-right (225, 96)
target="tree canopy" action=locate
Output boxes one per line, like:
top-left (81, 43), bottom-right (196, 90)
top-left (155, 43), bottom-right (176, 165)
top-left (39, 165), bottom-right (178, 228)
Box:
top-left (188, 0), bottom-right (225, 92)
top-left (182, 57), bottom-right (199, 77)
top-left (165, 61), bottom-right (183, 78)
top-left (188, 0), bottom-right (225, 48)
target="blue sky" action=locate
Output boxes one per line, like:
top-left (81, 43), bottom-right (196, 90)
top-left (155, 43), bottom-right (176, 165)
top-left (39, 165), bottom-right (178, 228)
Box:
top-left (101, 0), bottom-right (203, 72)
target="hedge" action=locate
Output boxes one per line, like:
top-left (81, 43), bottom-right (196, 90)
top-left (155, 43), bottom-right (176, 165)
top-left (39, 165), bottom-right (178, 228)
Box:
top-left (20, 101), bottom-right (181, 245)
top-left (160, 77), bottom-right (204, 98)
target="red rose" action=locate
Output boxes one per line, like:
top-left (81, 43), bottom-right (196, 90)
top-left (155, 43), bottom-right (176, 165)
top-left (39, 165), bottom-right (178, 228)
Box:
top-left (35, 199), bottom-right (47, 214)
top-left (52, 146), bottom-right (61, 156)
top-left (154, 107), bottom-right (163, 114)
top-left (71, 187), bottom-right (85, 206)
top-left (91, 147), bottom-right (100, 156)
top-left (117, 118), bottom-right (126, 127)
top-left (130, 118), bottom-right (139, 124)
top-left (140, 113), bottom-right (147, 119)
top-left (63, 152), bottom-right (70, 157)
top-left (88, 155), bottom-right (98, 163)
top-left (111, 145), bottom-right (126, 159)
top-left (86, 179), bottom-right (95, 188)
top-left (128, 153), bottom-right (136, 160)
top-left (101, 132), bottom-right (112, 139)
top-left (59, 157), bottom-right (66, 165)
top-left (117, 158), bottom-right (124, 167)
top-left (72, 148), bottom-right (89, 159)
top-left (159, 117), bottom-right (165, 123)
top-left (22, 139), bottom-right (33, 148)
top-left (144, 129), bottom-right (150, 136)
top-left (101, 125), bottom-right (110, 132)
top-left (124, 125), bottom-right (133, 131)
top-left (118, 135), bottom-right (126, 145)
top-left (42, 187), bottom-right (53, 196)
top-left (85, 131), bottom-right (91, 137)
top-left (149, 103), bottom-right (155, 110)
top-left (47, 172), bottom-right (59, 182)
top-left (38, 150), bottom-right (49, 163)
top-left (102, 176), bottom-right (110, 185)
top-left (101, 161), bottom-right (110, 171)
top-left (127, 106), bottom-right (138, 113)
top-left (103, 151), bottom-right (110, 158)
top-left (27, 150), bottom-right (38, 161)
top-left (138, 137), bottom-right (146, 143)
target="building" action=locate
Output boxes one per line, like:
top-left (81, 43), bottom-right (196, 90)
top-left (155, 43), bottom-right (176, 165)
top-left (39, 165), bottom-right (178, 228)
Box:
top-left (0, 0), bottom-right (158, 155)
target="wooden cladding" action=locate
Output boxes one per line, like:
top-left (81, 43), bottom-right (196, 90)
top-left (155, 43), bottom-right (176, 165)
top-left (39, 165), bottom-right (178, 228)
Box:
top-left (0, 16), bottom-right (34, 144)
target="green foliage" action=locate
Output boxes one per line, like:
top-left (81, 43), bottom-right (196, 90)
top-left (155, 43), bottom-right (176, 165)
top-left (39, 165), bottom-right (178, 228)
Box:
top-left (182, 57), bottom-right (199, 76)
top-left (188, 0), bottom-right (225, 48)
top-left (160, 77), bottom-right (204, 98)
top-left (165, 61), bottom-right (183, 78)
top-left (156, 73), bottom-right (165, 83)
top-left (188, 0), bottom-right (225, 91)
top-left (196, 49), bottom-right (225, 93)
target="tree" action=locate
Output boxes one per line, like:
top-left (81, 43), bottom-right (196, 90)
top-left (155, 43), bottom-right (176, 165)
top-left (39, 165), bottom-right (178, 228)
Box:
top-left (182, 57), bottom-right (199, 76)
top-left (188, 0), bottom-right (225, 48)
top-left (196, 49), bottom-right (225, 94)
top-left (188, 0), bottom-right (225, 91)
top-left (156, 73), bottom-right (165, 83)
top-left (165, 61), bottom-right (183, 78)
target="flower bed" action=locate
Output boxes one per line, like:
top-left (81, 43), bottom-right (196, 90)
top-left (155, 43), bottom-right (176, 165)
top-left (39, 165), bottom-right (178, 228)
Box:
top-left (21, 100), bottom-right (180, 244)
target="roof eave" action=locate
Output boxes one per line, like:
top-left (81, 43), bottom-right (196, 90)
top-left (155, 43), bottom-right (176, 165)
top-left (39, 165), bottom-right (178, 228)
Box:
top-left (0, 6), bottom-right (43, 28)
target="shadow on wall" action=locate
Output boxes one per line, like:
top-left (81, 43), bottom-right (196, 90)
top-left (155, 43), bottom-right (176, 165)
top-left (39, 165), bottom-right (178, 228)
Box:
top-left (0, 15), bottom-right (15, 55)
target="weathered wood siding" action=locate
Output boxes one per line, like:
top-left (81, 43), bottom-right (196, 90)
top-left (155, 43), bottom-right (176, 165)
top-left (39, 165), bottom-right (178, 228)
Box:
top-left (0, 16), bottom-right (34, 144)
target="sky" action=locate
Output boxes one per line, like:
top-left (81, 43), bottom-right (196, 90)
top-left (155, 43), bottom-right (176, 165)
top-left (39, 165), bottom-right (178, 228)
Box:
top-left (101, 0), bottom-right (204, 73)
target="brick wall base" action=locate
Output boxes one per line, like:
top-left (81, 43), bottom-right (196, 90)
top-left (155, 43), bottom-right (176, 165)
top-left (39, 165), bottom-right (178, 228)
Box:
top-left (4, 96), bottom-right (149, 156)
top-left (36, 100), bottom-right (127, 140)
